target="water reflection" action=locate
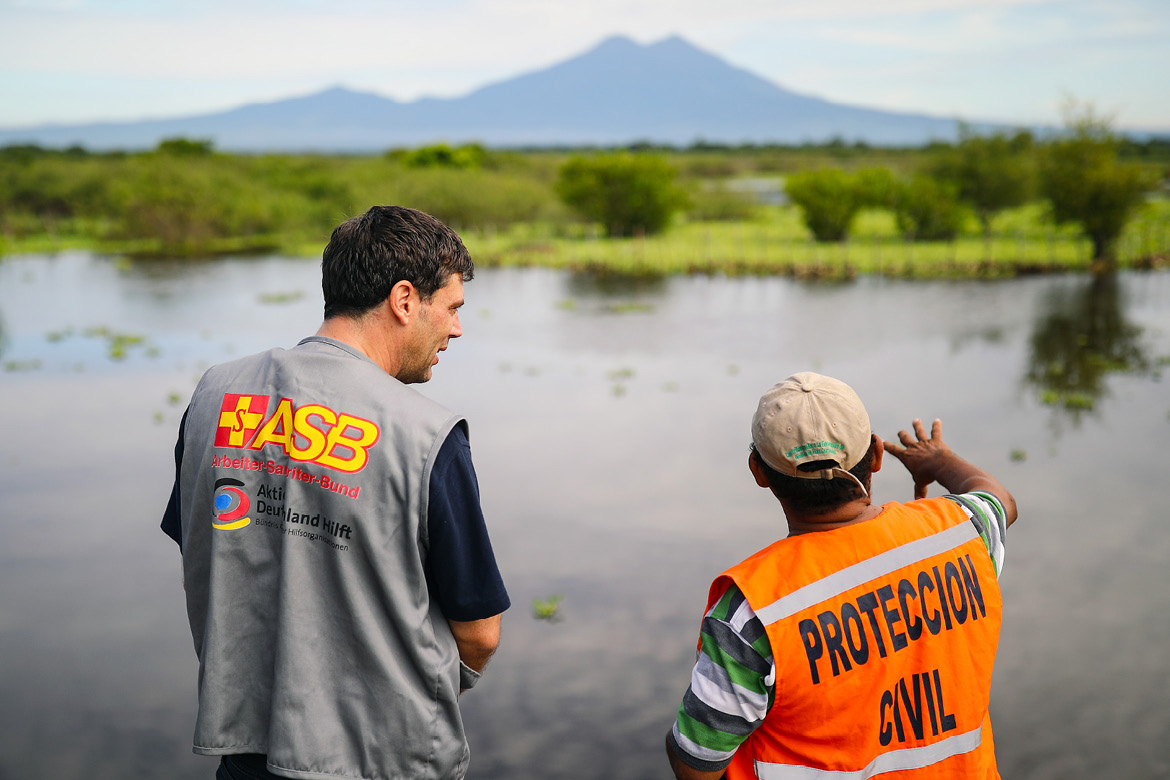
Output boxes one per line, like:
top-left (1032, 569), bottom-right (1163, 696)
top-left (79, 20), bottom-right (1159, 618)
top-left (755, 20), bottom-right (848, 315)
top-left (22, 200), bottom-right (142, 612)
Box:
top-left (1025, 272), bottom-right (1154, 424)
top-left (563, 270), bottom-right (668, 299)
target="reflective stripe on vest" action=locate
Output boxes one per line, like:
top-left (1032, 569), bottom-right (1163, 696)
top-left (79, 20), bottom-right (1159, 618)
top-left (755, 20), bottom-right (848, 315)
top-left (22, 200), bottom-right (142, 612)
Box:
top-left (754, 522), bottom-right (978, 626)
top-left (755, 721), bottom-right (983, 779)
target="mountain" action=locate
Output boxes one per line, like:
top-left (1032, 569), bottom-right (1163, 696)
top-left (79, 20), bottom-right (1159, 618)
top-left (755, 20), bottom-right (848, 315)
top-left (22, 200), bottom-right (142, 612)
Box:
top-left (1, 35), bottom-right (976, 151)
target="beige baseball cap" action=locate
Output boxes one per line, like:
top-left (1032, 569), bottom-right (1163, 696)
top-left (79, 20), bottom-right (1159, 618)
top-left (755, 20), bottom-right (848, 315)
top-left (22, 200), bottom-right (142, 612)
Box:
top-left (751, 372), bottom-right (873, 494)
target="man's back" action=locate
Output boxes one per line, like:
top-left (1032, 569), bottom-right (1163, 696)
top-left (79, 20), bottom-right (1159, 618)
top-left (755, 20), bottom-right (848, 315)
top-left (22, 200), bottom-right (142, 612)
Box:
top-left (179, 338), bottom-right (471, 780)
top-left (667, 374), bottom-right (1017, 780)
top-left (709, 496), bottom-right (1004, 779)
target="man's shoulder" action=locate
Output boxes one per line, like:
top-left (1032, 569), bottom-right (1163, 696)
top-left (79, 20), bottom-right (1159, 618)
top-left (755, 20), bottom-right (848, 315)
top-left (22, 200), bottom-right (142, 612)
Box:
top-left (191, 341), bottom-right (464, 449)
top-left (730, 534), bottom-right (797, 573)
top-left (196, 345), bottom-right (287, 384)
top-left (882, 496), bottom-right (973, 525)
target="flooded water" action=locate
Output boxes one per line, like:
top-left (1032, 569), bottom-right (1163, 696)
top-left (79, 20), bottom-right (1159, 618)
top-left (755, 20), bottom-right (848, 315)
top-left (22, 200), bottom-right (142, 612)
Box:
top-left (1, 252), bottom-right (1168, 779)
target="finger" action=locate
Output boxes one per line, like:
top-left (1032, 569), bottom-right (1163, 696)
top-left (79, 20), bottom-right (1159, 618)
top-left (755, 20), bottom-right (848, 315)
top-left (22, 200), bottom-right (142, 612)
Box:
top-left (897, 428), bottom-right (916, 446)
top-left (914, 481), bottom-right (928, 500)
top-left (883, 440), bottom-right (907, 460)
top-left (912, 418), bottom-right (928, 441)
top-left (930, 418), bottom-right (942, 441)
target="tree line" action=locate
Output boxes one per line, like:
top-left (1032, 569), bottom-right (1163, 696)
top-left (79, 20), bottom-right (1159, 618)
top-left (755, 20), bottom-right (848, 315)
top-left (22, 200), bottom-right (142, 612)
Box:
top-left (1, 115), bottom-right (1165, 264)
top-left (557, 117), bottom-right (1162, 265)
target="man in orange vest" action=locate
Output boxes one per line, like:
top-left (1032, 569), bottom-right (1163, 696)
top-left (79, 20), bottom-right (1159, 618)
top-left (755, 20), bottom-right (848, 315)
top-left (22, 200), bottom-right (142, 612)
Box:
top-left (666, 372), bottom-right (1018, 780)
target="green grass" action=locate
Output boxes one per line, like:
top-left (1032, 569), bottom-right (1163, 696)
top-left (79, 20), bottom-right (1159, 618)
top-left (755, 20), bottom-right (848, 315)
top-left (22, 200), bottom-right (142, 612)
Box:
top-left (6, 199), bottom-right (1168, 278)
top-left (463, 200), bottom-right (1170, 278)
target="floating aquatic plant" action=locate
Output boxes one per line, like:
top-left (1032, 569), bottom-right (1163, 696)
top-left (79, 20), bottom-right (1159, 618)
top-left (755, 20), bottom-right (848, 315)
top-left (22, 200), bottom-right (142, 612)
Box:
top-left (532, 594), bottom-right (564, 622)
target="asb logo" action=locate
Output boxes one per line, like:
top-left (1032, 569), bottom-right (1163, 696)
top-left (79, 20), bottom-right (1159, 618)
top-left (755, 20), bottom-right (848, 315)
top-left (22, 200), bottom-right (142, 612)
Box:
top-left (216, 394), bottom-right (269, 447)
top-left (213, 477), bottom-right (251, 530)
top-left (214, 392), bottom-right (380, 474)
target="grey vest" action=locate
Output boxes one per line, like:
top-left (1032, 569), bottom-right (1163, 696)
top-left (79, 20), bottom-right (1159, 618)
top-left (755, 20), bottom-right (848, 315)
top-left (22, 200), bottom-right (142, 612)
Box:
top-left (179, 337), bottom-right (468, 780)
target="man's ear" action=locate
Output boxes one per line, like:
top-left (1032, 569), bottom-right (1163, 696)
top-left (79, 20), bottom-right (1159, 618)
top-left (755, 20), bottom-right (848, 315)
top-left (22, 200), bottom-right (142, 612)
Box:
top-left (387, 280), bottom-right (418, 325)
top-left (748, 450), bottom-right (771, 489)
top-left (870, 434), bottom-right (884, 473)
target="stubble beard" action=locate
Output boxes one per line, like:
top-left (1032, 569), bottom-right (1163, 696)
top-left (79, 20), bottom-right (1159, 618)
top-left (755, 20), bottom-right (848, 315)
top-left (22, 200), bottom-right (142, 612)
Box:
top-left (396, 330), bottom-right (440, 384)
top-left (396, 355), bottom-right (433, 384)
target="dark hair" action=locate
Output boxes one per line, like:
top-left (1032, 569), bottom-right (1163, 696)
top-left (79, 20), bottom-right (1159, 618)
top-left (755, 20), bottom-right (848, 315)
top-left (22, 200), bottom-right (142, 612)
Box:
top-left (321, 205), bottom-right (474, 319)
top-left (752, 437), bottom-right (878, 515)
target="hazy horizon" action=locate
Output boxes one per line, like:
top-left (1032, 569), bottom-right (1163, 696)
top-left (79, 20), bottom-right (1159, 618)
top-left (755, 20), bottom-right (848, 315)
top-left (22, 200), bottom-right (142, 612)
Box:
top-left (1, 0), bottom-right (1168, 133)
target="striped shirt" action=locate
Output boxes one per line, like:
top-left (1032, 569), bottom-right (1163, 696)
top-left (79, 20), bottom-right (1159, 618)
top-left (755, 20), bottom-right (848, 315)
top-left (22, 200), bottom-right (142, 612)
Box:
top-left (669, 492), bottom-right (1009, 772)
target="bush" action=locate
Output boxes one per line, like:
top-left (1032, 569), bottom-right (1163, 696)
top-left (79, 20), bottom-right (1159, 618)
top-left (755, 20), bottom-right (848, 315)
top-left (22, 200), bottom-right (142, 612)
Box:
top-left (113, 157), bottom-right (288, 253)
top-left (930, 130), bottom-right (1034, 236)
top-left (893, 176), bottom-right (965, 241)
top-left (155, 137), bottom-right (215, 157)
top-left (399, 143), bottom-right (490, 170)
top-left (853, 167), bottom-right (897, 209)
top-left (0, 156), bottom-right (113, 221)
top-left (784, 169), bottom-right (861, 242)
top-left (394, 168), bottom-right (556, 229)
top-left (556, 153), bottom-right (689, 237)
top-left (1040, 112), bottom-right (1152, 262)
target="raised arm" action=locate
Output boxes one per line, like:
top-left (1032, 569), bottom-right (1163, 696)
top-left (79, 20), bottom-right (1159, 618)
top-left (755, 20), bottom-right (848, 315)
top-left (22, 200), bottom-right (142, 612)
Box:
top-left (883, 418), bottom-right (1018, 527)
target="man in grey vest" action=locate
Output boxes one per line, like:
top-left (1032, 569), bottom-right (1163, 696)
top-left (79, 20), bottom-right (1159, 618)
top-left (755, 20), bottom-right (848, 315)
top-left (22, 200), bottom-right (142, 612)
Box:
top-left (161, 206), bottom-right (510, 780)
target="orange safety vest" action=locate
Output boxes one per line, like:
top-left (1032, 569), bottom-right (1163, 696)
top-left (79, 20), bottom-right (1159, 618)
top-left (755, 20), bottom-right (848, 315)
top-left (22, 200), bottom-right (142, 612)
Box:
top-left (709, 498), bottom-right (1002, 779)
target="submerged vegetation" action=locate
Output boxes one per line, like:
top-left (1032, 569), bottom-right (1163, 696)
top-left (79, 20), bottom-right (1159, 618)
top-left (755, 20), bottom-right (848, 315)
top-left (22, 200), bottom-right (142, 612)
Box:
top-left (1, 129), bottom-right (1167, 276)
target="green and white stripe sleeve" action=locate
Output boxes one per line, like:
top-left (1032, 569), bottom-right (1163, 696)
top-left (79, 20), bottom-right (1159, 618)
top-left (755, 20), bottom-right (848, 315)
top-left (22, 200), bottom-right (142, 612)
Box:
top-left (944, 490), bottom-right (1008, 576)
top-left (669, 583), bottom-right (775, 772)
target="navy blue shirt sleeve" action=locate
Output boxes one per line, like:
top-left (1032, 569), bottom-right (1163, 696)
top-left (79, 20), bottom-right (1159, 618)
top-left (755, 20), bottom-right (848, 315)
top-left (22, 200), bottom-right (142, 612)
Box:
top-left (160, 407), bottom-right (188, 549)
top-left (425, 423), bottom-right (510, 622)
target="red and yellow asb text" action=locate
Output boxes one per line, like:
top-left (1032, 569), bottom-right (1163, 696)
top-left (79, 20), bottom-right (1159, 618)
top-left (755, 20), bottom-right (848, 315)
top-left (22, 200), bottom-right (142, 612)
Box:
top-left (215, 393), bottom-right (380, 473)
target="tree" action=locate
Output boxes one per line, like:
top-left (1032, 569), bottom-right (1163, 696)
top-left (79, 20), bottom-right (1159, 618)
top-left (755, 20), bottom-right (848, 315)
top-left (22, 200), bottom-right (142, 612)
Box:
top-left (930, 129), bottom-right (1034, 236)
top-left (784, 169), bottom-right (861, 242)
top-left (893, 176), bottom-right (965, 241)
top-left (784, 167), bottom-right (896, 242)
top-left (155, 137), bottom-right (215, 157)
top-left (1039, 110), bottom-right (1152, 263)
top-left (556, 153), bottom-right (688, 237)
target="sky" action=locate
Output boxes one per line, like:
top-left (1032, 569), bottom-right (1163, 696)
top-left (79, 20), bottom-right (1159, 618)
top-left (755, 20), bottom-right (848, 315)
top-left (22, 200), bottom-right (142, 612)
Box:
top-left (1, 0), bottom-right (1168, 132)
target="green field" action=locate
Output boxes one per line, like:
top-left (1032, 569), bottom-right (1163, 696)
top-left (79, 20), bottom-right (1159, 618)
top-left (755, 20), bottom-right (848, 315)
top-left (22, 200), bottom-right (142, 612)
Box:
top-left (2, 141), bottom-right (1168, 277)
top-left (463, 200), bottom-right (1170, 278)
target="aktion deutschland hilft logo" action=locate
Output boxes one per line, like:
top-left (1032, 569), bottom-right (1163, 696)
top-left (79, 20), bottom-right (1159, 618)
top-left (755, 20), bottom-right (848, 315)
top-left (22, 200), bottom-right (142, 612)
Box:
top-left (213, 477), bottom-right (251, 531)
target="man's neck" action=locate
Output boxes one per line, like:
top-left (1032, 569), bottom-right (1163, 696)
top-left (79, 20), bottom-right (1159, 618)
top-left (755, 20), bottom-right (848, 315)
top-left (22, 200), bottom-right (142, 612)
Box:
top-left (783, 498), bottom-right (883, 536)
top-left (314, 315), bottom-right (402, 377)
